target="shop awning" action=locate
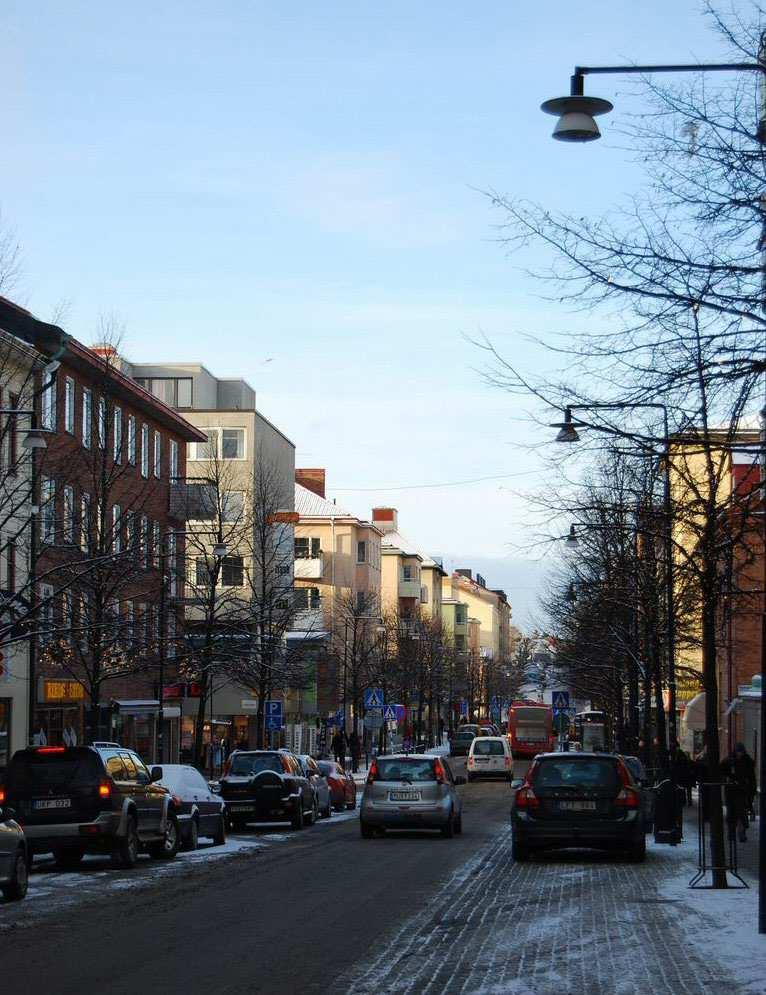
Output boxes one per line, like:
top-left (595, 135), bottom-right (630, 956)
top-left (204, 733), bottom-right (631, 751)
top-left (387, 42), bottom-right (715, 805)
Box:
top-left (112, 699), bottom-right (160, 716)
top-left (286, 630), bottom-right (330, 641)
top-left (682, 692), bottom-right (706, 732)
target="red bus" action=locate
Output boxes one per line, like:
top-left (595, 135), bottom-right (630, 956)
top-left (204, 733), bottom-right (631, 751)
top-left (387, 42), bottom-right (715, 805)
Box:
top-left (507, 701), bottom-right (554, 758)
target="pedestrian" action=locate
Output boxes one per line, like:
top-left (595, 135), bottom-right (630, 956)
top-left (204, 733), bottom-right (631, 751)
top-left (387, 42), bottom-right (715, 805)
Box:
top-left (720, 742), bottom-right (756, 842)
top-left (331, 728), bottom-right (346, 766)
top-left (670, 738), bottom-right (694, 806)
top-left (348, 729), bottom-right (360, 773)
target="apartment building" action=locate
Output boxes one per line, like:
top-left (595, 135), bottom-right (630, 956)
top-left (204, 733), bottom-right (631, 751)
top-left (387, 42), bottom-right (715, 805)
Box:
top-left (372, 507), bottom-right (445, 621)
top-left (123, 360), bottom-right (295, 753)
top-left (293, 469), bottom-right (382, 731)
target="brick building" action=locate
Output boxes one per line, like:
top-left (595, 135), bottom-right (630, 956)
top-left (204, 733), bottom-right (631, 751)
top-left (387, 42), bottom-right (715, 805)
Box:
top-left (30, 336), bottom-right (205, 759)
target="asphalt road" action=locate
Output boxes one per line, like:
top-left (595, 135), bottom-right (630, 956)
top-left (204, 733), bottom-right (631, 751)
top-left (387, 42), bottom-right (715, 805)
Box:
top-left (0, 764), bottom-right (515, 994)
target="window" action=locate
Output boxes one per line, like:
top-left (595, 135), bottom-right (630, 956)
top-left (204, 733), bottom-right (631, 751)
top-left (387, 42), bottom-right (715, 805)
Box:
top-left (140, 514), bottom-right (149, 567)
top-left (402, 564), bottom-right (413, 582)
top-left (167, 612), bottom-right (176, 659)
top-left (195, 557), bottom-right (211, 587)
top-left (222, 491), bottom-right (244, 522)
top-left (455, 635), bottom-right (466, 651)
top-left (222, 428), bottom-right (245, 459)
top-left (80, 492), bottom-right (91, 550)
top-left (189, 430), bottom-right (218, 461)
top-left (153, 431), bottom-right (161, 478)
top-left (112, 505), bottom-right (122, 553)
top-left (6, 541), bottom-right (15, 593)
top-left (134, 376), bottom-right (192, 408)
top-left (41, 376), bottom-right (56, 431)
top-left (41, 478), bottom-right (55, 543)
top-left (277, 561), bottom-right (291, 576)
top-left (294, 586), bottom-right (320, 609)
top-left (141, 425), bottom-right (149, 477)
top-left (221, 555), bottom-right (244, 587)
top-left (64, 377), bottom-right (75, 434)
top-left (420, 585), bottom-right (429, 604)
top-left (170, 439), bottom-right (179, 479)
top-left (125, 511), bottom-right (135, 551)
top-left (126, 601), bottom-right (134, 646)
top-left (105, 754), bottom-right (127, 780)
top-left (127, 415), bottom-right (136, 465)
top-left (8, 392), bottom-right (18, 473)
top-left (167, 531), bottom-right (177, 596)
top-left (357, 540), bottom-right (367, 564)
top-left (153, 522), bottom-right (161, 566)
top-left (356, 590), bottom-right (367, 612)
top-left (113, 407), bottom-right (122, 463)
top-left (455, 605), bottom-right (468, 625)
top-left (82, 388), bottom-right (92, 448)
top-left (39, 583), bottom-right (54, 646)
top-left (63, 485), bottom-right (75, 544)
top-left (60, 591), bottom-right (72, 640)
top-left (98, 397), bottom-right (106, 447)
top-left (295, 537), bottom-right (321, 559)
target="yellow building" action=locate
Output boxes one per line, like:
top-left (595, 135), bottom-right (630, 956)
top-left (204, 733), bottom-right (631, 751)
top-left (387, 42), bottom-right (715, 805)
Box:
top-left (371, 507), bottom-right (445, 620)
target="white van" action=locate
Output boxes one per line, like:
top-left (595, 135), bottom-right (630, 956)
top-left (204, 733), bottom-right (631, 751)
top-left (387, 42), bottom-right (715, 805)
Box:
top-left (467, 736), bottom-right (513, 781)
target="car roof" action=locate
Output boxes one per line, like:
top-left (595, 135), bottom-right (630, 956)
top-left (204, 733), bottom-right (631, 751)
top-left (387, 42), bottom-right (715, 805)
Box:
top-left (534, 751), bottom-right (617, 760)
top-left (377, 754), bottom-right (438, 761)
top-left (471, 736), bottom-right (506, 742)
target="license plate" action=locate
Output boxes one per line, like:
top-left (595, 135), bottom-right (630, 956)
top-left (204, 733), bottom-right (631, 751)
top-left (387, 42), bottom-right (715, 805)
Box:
top-left (559, 800), bottom-right (596, 811)
top-left (33, 798), bottom-right (71, 810)
top-left (390, 791), bottom-right (420, 802)
top-left (475, 758), bottom-right (489, 764)
top-left (229, 805), bottom-right (253, 813)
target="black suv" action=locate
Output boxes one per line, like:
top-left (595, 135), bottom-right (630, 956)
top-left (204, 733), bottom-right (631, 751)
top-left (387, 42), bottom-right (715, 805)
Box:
top-left (219, 750), bottom-right (315, 830)
top-left (511, 752), bottom-right (646, 862)
top-left (3, 744), bottom-right (180, 869)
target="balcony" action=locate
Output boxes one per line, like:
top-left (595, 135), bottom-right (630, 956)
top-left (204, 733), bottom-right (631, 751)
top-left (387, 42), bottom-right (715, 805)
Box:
top-left (291, 606), bottom-right (325, 633)
top-left (294, 553), bottom-right (324, 580)
top-left (398, 578), bottom-right (421, 599)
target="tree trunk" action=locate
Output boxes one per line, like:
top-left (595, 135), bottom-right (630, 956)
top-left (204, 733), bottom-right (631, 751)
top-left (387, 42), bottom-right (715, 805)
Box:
top-left (192, 668), bottom-right (208, 769)
top-left (702, 583), bottom-right (728, 889)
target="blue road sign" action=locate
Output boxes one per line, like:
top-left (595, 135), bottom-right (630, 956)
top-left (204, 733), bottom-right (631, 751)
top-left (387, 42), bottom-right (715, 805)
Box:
top-left (460, 699), bottom-right (468, 718)
top-left (552, 691), bottom-right (570, 712)
top-left (335, 708), bottom-right (345, 729)
top-left (365, 688), bottom-right (385, 709)
top-left (265, 700), bottom-right (283, 730)
top-left (384, 705), bottom-right (397, 721)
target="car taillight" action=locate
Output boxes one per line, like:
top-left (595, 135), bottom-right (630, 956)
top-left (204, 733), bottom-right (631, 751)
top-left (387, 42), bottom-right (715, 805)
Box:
top-left (98, 781), bottom-right (112, 799)
top-left (38, 746), bottom-right (66, 754)
top-left (515, 785), bottom-right (539, 809)
top-left (0, 786), bottom-right (5, 804)
top-left (367, 761), bottom-right (379, 784)
top-left (433, 760), bottom-right (447, 784)
top-left (615, 787), bottom-right (640, 808)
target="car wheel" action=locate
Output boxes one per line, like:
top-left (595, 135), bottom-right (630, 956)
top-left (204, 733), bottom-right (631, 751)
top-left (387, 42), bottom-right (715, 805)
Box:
top-left (467, 773), bottom-right (474, 783)
top-left (150, 814), bottom-right (180, 860)
top-left (305, 797), bottom-right (317, 827)
top-left (455, 813), bottom-right (463, 835)
top-left (346, 792), bottom-right (356, 811)
top-left (511, 837), bottom-right (529, 862)
top-left (441, 811), bottom-right (455, 838)
top-left (360, 820), bottom-right (374, 839)
top-left (53, 846), bottom-right (84, 870)
top-left (291, 802), bottom-right (304, 831)
top-left (333, 798), bottom-right (345, 813)
top-left (183, 817), bottom-right (199, 852)
top-left (323, 798), bottom-right (332, 818)
top-left (113, 816), bottom-right (139, 869)
top-left (628, 837), bottom-right (646, 863)
top-left (212, 813), bottom-right (227, 846)
top-left (1, 850), bottom-right (28, 901)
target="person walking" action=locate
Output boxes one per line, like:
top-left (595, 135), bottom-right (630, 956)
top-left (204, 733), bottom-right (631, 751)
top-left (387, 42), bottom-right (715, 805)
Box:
top-left (670, 738), bottom-right (694, 806)
top-left (720, 742), bottom-right (757, 842)
top-left (348, 729), bottom-right (361, 774)
top-left (331, 728), bottom-right (346, 766)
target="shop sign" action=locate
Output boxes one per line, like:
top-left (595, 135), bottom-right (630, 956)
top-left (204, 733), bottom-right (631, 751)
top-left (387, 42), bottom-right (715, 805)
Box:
top-left (43, 680), bottom-right (86, 702)
top-left (240, 699), bottom-right (259, 711)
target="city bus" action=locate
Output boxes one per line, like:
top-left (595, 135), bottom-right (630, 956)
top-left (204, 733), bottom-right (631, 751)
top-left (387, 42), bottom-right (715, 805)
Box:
top-left (507, 701), bottom-right (555, 758)
top-left (572, 710), bottom-right (608, 751)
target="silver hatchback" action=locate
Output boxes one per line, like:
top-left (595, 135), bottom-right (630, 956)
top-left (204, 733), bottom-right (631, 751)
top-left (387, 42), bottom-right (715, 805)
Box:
top-left (360, 754), bottom-right (465, 838)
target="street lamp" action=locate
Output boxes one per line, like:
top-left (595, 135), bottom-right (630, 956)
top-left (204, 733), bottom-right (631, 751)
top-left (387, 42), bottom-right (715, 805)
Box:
top-left (552, 408), bottom-right (580, 443)
top-left (564, 525), bottom-right (579, 549)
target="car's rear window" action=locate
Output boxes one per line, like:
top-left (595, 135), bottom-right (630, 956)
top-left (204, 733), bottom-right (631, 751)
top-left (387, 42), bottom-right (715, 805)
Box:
top-left (376, 759), bottom-right (437, 782)
top-left (230, 754), bottom-right (282, 776)
top-left (455, 730), bottom-right (476, 739)
top-left (8, 749), bottom-right (102, 792)
top-left (533, 758), bottom-right (619, 789)
top-left (473, 740), bottom-right (505, 756)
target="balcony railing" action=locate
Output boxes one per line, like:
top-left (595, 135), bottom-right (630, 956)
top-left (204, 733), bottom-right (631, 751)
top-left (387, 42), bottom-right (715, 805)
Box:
top-left (294, 553), bottom-right (324, 580)
top-left (398, 578), bottom-right (421, 599)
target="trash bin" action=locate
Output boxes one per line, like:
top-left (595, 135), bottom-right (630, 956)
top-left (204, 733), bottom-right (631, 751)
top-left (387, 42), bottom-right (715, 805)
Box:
top-left (653, 777), bottom-right (684, 845)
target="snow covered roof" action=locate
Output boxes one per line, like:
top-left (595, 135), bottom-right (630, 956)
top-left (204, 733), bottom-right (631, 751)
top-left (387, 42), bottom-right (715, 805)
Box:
top-left (381, 530), bottom-right (445, 573)
top-left (294, 482), bottom-right (353, 518)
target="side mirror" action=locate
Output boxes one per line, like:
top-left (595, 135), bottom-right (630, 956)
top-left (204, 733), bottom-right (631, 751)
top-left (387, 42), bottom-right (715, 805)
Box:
top-left (0, 806), bottom-right (16, 821)
top-left (150, 765), bottom-right (163, 783)
top-left (454, 775), bottom-right (467, 786)
top-left (511, 778), bottom-right (523, 790)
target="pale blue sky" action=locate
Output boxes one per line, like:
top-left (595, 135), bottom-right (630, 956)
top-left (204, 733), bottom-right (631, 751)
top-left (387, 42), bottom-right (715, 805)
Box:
top-left (0, 1), bottom-right (726, 624)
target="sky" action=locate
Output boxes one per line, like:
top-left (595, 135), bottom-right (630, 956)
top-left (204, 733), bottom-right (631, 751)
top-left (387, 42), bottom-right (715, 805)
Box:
top-left (0, 1), bottom-right (731, 626)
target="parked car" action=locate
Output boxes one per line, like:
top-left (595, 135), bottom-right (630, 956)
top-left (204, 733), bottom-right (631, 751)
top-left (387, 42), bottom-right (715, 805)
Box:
top-left (297, 755), bottom-right (332, 819)
top-left (619, 755), bottom-right (655, 833)
top-left (0, 801), bottom-right (28, 901)
top-left (317, 761), bottom-right (356, 811)
top-left (151, 764), bottom-right (227, 850)
top-left (467, 736), bottom-right (513, 781)
top-left (218, 751), bottom-right (315, 830)
top-left (360, 754), bottom-right (466, 838)
top-left (3, 745), bottom-right (180, 869)
top-left (511, 752), bottom-right (646, 862)
top-left (449, 725), bottom-right (480, 757)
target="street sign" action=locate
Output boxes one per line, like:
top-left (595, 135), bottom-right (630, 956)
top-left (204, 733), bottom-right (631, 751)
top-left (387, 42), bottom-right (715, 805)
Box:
top-left (364, 712), bottom-right (383, 731)
top-left (265, 700), bottom-right (283, 730)
top-left (552, 690), bottom-right (570, 712)
top-left (384, 705), bottom-right (398, 721)
top-left (365, 688), bottom-right (385, 709)
top-left (460, 699), bottom-right (468, 718)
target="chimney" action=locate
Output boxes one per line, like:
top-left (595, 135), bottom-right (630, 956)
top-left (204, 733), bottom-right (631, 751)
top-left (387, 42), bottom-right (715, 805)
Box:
top-left (372, 507), bottom-right (398, 533)
top-left (296, 468), bottom-right (326, 498)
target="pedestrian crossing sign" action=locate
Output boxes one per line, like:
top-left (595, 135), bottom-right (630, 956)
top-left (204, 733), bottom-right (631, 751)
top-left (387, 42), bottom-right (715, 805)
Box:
top-left (365, 688), bottom-right (385, 709)
top-left (384, 705), bottom-right (397, 721)
top-left (552, 691), bottom-right (570, 711)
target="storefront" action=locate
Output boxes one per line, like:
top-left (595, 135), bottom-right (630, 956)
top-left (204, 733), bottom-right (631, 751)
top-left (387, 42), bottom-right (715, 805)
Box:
top-left (34, 678), bottom-right (86, 747)
top-left (112, 700), bottom-right (181, 763)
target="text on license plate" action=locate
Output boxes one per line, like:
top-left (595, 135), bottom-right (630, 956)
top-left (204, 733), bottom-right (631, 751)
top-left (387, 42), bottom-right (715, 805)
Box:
top-left (558, 800), bottom-right (596, 811)
top-left (389, 791), bottom-right (420, 802)
top-left (229, 805), bottom-right (253, 812)
top-left (33, 798), bottom-right (71, 810)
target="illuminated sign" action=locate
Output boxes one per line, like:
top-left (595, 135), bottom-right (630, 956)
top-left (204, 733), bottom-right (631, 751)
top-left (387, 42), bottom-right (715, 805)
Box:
top-left (44, 680), bottom-right (86, 702)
